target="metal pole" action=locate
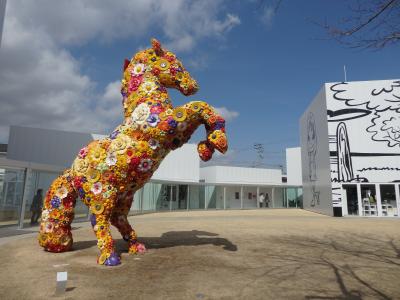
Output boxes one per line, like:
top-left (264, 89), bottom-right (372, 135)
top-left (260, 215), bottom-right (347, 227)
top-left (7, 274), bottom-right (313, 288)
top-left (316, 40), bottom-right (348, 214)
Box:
top-left (169, 185), bottom-right (172, 211)
top-left (256, 187), bottom-right (260, 208)
top-left (376, 184), bottom-right (382, 217)
top-left (18, 168), bottom-right (30, 229)
top-left (223, 186), bottom-right (226, 210)
top-left (240, 186), bottom-right (243, 209)
top-left (204, 186), bottom-right (207, 210)
top-left (186, 185), bottom-right (190, 211)
top-left (395, 184), bottom-right (400, 218)
top-left (272, 187), bottom-right (275, 208)
top-left (140, 187), bottom-right (144, 212)
top-left (286, 188), bottom-right (288, 208)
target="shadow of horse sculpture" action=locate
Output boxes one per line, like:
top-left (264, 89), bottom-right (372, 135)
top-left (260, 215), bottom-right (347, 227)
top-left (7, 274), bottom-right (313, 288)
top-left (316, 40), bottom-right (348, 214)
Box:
top-left (73, 230), bottom-right (237, 253)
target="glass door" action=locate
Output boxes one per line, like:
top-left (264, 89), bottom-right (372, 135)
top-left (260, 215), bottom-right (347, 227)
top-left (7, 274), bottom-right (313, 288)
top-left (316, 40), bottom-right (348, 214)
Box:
top-left (380, 184), bottom-right (398, 217)
top-left (342, 184), bottom-right (358, 216)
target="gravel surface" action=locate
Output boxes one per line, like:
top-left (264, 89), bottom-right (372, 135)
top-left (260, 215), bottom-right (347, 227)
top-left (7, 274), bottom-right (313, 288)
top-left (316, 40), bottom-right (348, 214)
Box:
top-left (0, 209), bottom-right (399, 300)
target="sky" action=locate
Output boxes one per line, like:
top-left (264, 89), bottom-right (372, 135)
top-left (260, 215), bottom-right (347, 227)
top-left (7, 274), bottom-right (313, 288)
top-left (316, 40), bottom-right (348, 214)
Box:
top-left (0, 1), bottom-right (399, 171)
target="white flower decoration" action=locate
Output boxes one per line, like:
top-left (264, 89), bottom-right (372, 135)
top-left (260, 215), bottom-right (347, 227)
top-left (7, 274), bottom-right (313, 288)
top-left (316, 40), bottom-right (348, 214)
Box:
top-left (41, 210), bottom-right (50, 222)
top-left (131, 103), bottom-right (150, 124)
top-left (55, 186), bottom-right (68, 199)
top-left (139, 81), bottom-right (157, 95)
top-left (131, 63), bottom-right (145, 76)
top-left (91, 182), bottom-right (103, 195)
top-left (105, 152), bottom-right (117, 166)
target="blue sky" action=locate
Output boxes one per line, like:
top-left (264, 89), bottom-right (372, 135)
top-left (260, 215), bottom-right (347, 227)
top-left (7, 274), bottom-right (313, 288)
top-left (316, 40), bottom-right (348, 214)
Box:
top-left (1, 1), bottom-right (399, 170)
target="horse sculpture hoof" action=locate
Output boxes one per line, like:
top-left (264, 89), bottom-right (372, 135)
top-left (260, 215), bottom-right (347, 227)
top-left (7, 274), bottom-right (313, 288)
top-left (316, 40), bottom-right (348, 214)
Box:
top-left (98, 252), bottom-right (121, 266)
top-left (129, 242), bottom-right (146, 254)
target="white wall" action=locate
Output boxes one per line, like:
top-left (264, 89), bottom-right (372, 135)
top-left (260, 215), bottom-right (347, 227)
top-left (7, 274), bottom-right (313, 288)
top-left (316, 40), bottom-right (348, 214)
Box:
top-left (300, 86), bottom-right (333, 216)
top-left (286, 147), bottom-right (302, 186)
top-left (325, 79), bottom-right (400, 212)
top-left (153, 144), bottom-right (199, 183)
top-left (200, 166), bottom-right (282, 185)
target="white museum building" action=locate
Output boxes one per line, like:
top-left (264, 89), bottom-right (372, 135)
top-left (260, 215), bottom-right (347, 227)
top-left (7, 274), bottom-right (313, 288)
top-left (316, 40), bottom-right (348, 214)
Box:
top-left (300, 79), bottom-right (400, 218)
top-left (0, 126), bottom-right (302, 228)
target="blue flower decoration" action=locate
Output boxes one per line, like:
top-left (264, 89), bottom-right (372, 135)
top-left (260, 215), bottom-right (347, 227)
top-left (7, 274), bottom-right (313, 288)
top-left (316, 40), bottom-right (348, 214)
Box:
top-left (168, 119), bottom-right (177, 128)
top-left (51, 196), bottom-right (61, 208)
top-left (147, 114), bottom-right (160, 127)
top-left (109, 130), bottom-right (119, 139)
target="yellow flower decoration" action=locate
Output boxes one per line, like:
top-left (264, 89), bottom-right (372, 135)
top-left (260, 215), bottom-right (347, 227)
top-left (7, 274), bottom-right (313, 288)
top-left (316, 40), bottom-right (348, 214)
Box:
top-left (208, 130), bottom-right (222, 143)
top-left (110, 135), bottom-right (130, 155)
top-left (87, 168), bottom-right (101, 183)
top-left (173, 107), bottom-right (187, 122)
top-left (90, 146), bottom-right (106, 163)
top-left (82, 182), bottom-right (91, 193)
top-left (159, 111), bottom-right (168, 120)
top-left (91, 202), bottom-right (105, 215)
top-left (156, 59), bottom-right (170, 71)
top-left (72, 158), bottom-right (89, 175)
top-left (191, 102), bottom-right (202, 112)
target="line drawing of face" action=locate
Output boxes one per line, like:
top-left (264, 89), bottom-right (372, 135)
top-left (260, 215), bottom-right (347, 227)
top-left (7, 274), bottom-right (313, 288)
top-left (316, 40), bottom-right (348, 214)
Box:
top-left (307, 112), bottom-right (317, 181)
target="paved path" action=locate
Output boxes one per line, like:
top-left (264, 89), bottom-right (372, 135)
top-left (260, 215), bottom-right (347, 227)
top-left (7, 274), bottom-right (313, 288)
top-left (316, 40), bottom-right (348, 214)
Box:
top-left (0, 209), bottom-right (399, 299)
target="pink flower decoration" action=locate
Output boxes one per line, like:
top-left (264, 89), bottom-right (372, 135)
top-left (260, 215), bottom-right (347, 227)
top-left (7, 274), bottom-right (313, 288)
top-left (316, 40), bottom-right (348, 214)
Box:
top-left (78, 147), bottom-right (88, 158)
top-left (128, 76), bottom-right (143, 92)
top-left (150, 105), bottom-right (163, 114)
top-left (136, 243), bottom-right (146, 253)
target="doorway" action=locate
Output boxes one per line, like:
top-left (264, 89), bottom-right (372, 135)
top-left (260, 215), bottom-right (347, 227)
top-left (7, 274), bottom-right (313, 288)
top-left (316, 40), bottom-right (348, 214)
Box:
top-left (343, 184), bottom-right (358, 216)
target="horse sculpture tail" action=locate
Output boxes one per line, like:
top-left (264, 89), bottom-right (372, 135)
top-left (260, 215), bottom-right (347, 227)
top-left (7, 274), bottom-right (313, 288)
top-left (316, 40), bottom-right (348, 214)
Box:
top-left (38, 169), bottom-right (78, 253)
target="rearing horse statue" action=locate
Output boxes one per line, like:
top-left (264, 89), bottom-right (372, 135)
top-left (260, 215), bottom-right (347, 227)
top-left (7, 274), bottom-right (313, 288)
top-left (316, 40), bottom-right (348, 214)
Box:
top-left (38, 39), bottom-right (228, 266)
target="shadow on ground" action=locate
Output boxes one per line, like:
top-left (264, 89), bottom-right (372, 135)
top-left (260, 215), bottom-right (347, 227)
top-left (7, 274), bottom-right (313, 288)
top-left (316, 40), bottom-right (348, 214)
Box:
top-left (245, 233), bottom-right (400, 300)
top-left (72, 230), bottom-right (238, 252)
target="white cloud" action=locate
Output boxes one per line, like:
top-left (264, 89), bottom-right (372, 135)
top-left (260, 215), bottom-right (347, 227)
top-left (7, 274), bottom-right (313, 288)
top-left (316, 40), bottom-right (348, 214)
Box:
top-left (260, 6), bottom-right (275, 27)
top-left (0, 1), bottom-right (240, 142)
top-left (7, 0), bottom-right (240, 51)
top-left (215, 107), bottom-right (239, 122)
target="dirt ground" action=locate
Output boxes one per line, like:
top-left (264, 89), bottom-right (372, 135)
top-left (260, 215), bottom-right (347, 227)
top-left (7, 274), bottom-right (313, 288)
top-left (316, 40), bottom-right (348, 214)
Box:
top-left (0, 209), bottom-right (399, 300)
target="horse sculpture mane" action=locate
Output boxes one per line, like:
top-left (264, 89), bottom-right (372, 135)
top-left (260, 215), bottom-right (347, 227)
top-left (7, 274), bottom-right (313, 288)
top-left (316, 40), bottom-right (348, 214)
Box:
top-left (38, 39), bottom-right (228, 266)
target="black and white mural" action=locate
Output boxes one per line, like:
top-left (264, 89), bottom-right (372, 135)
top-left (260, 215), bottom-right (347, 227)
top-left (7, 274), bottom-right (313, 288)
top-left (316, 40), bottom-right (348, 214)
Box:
top-left (327, 79), bottom-right (400, 207)
top-left (307, 112), bottom-right (320, 207)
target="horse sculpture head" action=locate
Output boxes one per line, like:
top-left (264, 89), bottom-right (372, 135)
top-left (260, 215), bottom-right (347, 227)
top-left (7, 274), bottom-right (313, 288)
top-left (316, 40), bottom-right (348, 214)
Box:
top-left (122, 38), bottom-right (199, 97)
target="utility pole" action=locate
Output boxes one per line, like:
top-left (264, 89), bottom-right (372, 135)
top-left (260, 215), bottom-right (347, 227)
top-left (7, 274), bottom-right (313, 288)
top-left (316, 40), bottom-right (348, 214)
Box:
top-left (253, 143), bottom-right (264, 168)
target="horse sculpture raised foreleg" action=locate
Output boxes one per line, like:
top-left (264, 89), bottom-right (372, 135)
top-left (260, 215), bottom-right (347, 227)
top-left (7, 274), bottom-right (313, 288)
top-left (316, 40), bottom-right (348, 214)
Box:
top-left (173, 101), bottom-right (228, 161)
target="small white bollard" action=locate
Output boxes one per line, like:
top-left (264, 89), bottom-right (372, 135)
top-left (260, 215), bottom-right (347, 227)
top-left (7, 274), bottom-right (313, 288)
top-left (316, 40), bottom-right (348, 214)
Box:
top-left (55, 271), bottom-right (68, 295)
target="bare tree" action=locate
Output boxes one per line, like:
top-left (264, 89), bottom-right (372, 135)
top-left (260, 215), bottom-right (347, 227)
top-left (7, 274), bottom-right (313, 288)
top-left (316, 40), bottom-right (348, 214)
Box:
top-left (320, 0), bottom-right (400, 49)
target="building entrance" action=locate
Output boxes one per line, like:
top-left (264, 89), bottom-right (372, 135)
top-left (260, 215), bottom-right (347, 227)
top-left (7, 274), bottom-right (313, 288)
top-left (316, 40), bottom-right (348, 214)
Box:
top-left (343, 184), bottom-right (358, 216)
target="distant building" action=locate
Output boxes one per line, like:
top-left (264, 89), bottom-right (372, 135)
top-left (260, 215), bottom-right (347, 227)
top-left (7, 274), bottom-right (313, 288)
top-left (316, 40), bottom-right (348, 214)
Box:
top-left (300, 79), bottom-right (400, 218)
top-left (0, 0), bottom-right (6, 47)
top-left (0, 125), bottom-right (302, 228)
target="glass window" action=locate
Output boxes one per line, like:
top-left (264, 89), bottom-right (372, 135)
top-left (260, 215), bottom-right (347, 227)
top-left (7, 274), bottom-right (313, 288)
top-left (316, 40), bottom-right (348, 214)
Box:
top-left (205, 185), bottom-right (216, 209)
top-left (189, 185), bottom-right (204, 209)
top-left (235, 192), bottom-right (239, 200)
top-left (361, 184), bottom-right (377, 216)
top-left (380, 184), bottom-right (398, 217)
top-left (0, 168), bottom-right (25, 227)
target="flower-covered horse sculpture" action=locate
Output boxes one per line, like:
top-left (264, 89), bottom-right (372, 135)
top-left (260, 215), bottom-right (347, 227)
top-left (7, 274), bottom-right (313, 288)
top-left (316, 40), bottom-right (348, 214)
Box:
top-left (38, 39), bottom-right (228, 266)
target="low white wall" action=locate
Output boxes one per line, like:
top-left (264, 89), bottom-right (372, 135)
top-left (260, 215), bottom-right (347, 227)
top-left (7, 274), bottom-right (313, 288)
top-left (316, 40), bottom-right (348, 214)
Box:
top-left (200, 166), bottom-right (282, 185)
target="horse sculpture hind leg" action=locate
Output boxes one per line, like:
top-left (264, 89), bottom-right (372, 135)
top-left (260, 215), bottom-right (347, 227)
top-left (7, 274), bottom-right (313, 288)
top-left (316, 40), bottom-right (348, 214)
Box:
top-left (38, 170), bottom-right (77, 252)
top-left (90, 191), bottom-right (121, 266)
top-left (110, 191), bottom-right (146, 254)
